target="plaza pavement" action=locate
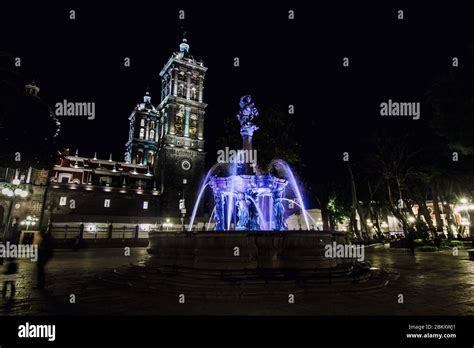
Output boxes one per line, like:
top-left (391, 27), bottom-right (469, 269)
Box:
top-left (0, 246), bottom-right (473, 315)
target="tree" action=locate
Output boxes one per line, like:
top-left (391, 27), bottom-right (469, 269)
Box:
top-left (0, 68), bottom-right (61, 170)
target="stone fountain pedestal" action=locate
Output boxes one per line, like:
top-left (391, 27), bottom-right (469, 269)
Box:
top-left (147, 230), bottom-right (360, 278)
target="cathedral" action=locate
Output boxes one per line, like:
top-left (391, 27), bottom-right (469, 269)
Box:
top-left (125, 37), bottom-right (207, 216)
top-left (42, 37), bottom-right (208, 241)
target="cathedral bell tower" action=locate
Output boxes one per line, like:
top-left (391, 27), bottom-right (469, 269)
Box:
top-left (157, 36), bottom-right (207, 216)
top-left (125, 91), bottom-right (160, 170)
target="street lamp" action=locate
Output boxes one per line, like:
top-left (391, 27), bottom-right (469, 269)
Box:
top-left (163, 218), bottom-right (173, 231)
top-left (1, 178), bottom-right (29, 242)
top-left (20, 215), bottom-right (39, 231)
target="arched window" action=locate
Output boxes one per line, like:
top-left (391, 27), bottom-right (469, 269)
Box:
top-left (140, 119), bottom-right (145, 127)
top-left (135, 149), bottom-right (144, 164)
top-left (189, 114), bottom-right (198, 137)
top-left (139, 128), bottom-right (145, 139)
top-left (147, 151), bottom-right (154, 166)
top-left (175, 113), bottom-right (184, 135)
top-left (150, 121), bottom-right (155, 130)
top-left (178, 84), bottom-right (185, 98)
top-left (149, 129), bottom-right (155, 141)
top-left (191, 87), bottom-right (197, 100)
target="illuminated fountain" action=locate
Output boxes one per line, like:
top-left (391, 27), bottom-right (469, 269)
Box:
top-left (188, 95), bottom-right (310, 231)
top-left (145, 96), bottom-right (381, 292)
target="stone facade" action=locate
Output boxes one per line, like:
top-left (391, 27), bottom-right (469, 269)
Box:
top-left (156, 37), bottom-right (207, 216)
top-left (125, 91), bottom-right (160, 168)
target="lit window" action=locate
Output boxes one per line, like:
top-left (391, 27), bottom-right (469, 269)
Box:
top-left (149, 130), bottom-right (155, 141)
top-left (175, 113), bottom-right (183, 135)
top-left (104, 199), bottom-right (111, 208)
top-left (143, 201), bottom-right (149, 210)
top-left (140, 119), bottom-right (145, 127)
top-left (59, 197), bottom-right (67, 206)
top-left (139, 128), bottom-right (145, 139)
top-left (147, 151), bottom-right (154, 166)
top-left (189, 115), bottom-right (198, 137)
top-left (135, 149), bottom-right (144, 164)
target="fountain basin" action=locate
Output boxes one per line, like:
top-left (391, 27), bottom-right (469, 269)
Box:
top-left (147, 230), bottom-right (357, 277)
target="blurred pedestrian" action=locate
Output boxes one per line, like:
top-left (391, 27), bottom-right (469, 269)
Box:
top-left (2, 258), bottom-right (18, 299)
top-left (35, 229), bottom-right (54, 289)
top-left (72, 235), bottom-right (80, 251)
top-left (407, 232), bottom-right (415, 254)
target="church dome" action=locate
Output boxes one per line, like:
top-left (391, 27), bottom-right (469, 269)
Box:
top-left (136, 91), bottom-right (158, 113)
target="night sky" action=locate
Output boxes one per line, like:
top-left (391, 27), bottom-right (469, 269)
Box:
top-left (0, 1), bottom-right (471, 188)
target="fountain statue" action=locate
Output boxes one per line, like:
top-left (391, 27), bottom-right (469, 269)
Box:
top-left (237, 95), bottom-right (259, 126)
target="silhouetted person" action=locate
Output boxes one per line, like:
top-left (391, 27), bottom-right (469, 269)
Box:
top-left (108, 223), bottom-right (113, 240)
top-left (79, 223), bottom-right (84, 240)
top-left (434, 233), bottom-right (442, 249)
top-left (72, 235), bottom-right (80, 251)
top-left (407, 233), bottom-right (415, 254)
top-left (2, 258), bottom-right (18, 299)
top-left (35, 229), bottom-right (54, 289)
top-left (23, 233), bottom-right (33, 245)
top-left (10, 222), bottom-right (20, 245)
